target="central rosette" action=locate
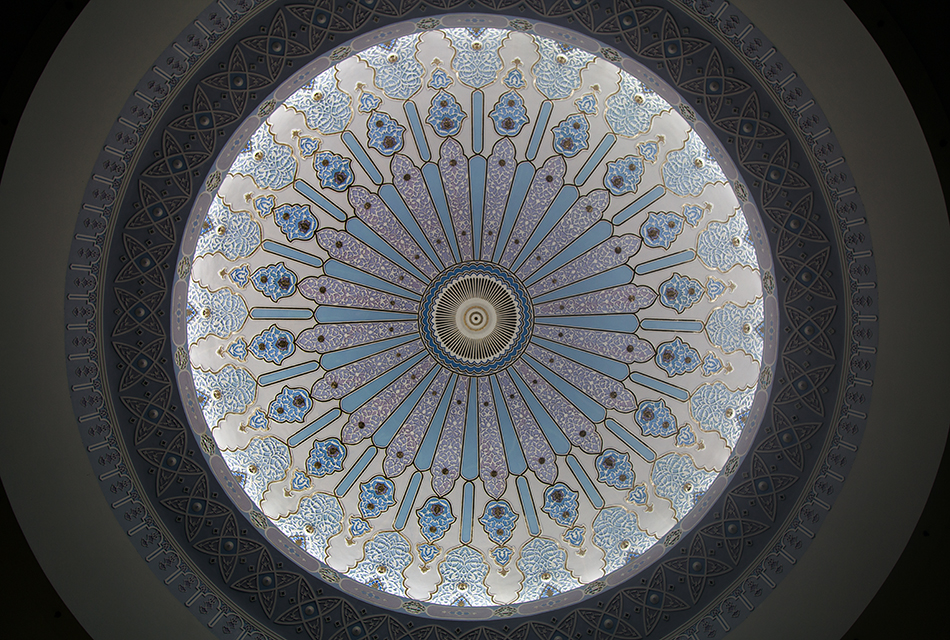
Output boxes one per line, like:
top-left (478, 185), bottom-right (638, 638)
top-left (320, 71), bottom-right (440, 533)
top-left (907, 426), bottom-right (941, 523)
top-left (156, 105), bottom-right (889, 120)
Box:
top-left (420, 262), bottom-right (533, 376)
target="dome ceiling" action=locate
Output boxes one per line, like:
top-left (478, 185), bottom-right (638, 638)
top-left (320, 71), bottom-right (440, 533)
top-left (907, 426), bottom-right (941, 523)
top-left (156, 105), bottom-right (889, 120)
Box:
top-left (3, 1), bottom-right (944, 639)
top-left (179, 26), bottom-right (770, 609)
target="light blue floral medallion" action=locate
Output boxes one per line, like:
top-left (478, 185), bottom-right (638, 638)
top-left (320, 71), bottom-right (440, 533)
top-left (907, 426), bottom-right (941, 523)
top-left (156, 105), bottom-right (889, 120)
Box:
top-left (640, 211), bottom-right (685, 249)
top-left (253, 194), bottom-right (275, 217)
top-left (220, 436), bottom-right (291, 504)
top-left (689, 381), bottom-right (756, 447)
top-left (706, 298), bottom-right (764, 361)
top-left (226, 338), bottom-right (248, 361)
top-left (574, 92), bottom-right (597, 115)
top-left (283, 70), bottom-right (351, 134)
top-left (551, 114), bottom-right (589, 157)
top-left (272, 493), bottom-right (343, 562)
top-left (705, 276), bottom-right (729, 301)
top-left (683, 203), bottom-right (705, 226)
top-left (417, 497), bottom-right (455, 543)
top-left (359, 476), bottom-right (397, 519)
top-left (418, 543), bottom-right (440, 564)
top-left (187, 284), bottom-right (248, 342)
top-left (541, 484), bottom-right (580, 527)
top-left (230, 124), bottom-right (298, 190)
top-left (348, 517), bottom-right (371, 538)
top-left (595, 449), bottom-right (635, 489)
top-left (516, 538), bottom-right (580, 602)
top-left (676, 424), bottom-right (698, 447)
top-left (605, 75), bottom-right (670, 138)
top-left (349, 531), bottom-right (412, 596)
top-left (291, 469), bottom-right (311, 491)
top-left (247, 324), bottom-right (295, 365)
top-left (489, 90), bottom-right (529, 136)
top-left (365, 111), bottom-right (405, 156)
top-left (655, 337), bottom-right (702, 377)
top-left (357, 90), bottom-right (381, 113)
top-left (479, 500), bottom-right (517, 545)
top-left (638, 140), bottom-right (660, 163)
top-left (195, 197), bottom-right (261, 260)
top-left (273, 203), bottom-right (317, 241)
top-left (359, 34), bottom-right (424, 100)
top-left (445, 27), bottom-right (507, 88)
top-left (313, 151), bottom-right (354, 191)
top-left (244, 410), bottom-right (268, 431)
top-left (503, 67), bottom-right (525, 89)
top-left (658, 273), bottom-right (705, 313)
top-left (250, 263), bottom-right (298, 301)
top-left (491, 546), bottom-right (512, 566)
top-left (697, 211), bottom-right (759, 271)
top-left (628, 485), bottom-right (648, 506)
top-left (701, 352), bottom-right (726, 376)
top-left (428, 68), bottom-right (453, 90)
top-left (228, 264), bottom-right (250, 288)
top-left (636, 399), bottom-right (678, 437)
top-left (426, 91), bottom-right (466, 137)
top-left (305, 438), bottom-right (346, 477)
top-left (662, 133), bottom-right (728, 196)
top-left (267, 386), bottom-right (311, 423)
top-left (297, 136), bottom-right (320, 157)
top-left (532, 39), bottom-right (595, 100)
top-left (432, 546), bottom-right (491, 606)
top-left (651, 453), bottom-right (717, 519)
top-left (592, 507), bottom-right (655, 573)
top-left (604, 154), bottom-right (644, 195)
top-left (563, 526), bottom-right (585, 547)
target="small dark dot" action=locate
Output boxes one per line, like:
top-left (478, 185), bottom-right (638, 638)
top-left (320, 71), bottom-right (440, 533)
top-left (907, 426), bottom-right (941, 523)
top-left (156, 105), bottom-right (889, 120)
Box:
top-left (335, 241), bottom-right (343, 248)
top-left (546, 175), bottom-right (553, 182)
top-left (490, 470), bottom-right (498, 477)
top-left (498, 159), bottom-right (506, 166)
top-left (403, 173), bottom-right (411, 181)
top-left (538, 457), bottom-right (545, 464)
top-left (579, 430), bottom-right (587, 437)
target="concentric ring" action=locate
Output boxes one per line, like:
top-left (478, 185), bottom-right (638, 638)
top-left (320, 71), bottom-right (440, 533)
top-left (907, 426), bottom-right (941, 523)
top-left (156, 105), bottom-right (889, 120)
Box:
top-left (420, 262), bottom-right (533, 376)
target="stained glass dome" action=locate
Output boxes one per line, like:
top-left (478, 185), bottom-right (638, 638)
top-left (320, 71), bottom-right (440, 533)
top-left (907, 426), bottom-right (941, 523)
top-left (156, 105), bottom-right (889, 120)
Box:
top-left (177, 22), bottom-right (774, 611)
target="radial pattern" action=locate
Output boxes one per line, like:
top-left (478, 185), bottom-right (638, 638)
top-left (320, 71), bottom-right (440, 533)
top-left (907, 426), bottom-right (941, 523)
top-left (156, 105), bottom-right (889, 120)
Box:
top-left (184, 26), bottom-right (767, 608)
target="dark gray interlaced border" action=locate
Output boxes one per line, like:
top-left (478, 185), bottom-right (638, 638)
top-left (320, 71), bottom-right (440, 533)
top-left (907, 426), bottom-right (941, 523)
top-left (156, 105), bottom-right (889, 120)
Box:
top-left (64, 1), bottom-right (878, 638)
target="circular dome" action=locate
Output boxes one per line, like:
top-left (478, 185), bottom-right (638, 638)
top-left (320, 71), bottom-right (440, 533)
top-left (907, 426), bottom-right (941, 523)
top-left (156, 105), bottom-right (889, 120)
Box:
top-left (180, 23), bottom-right (773, 611)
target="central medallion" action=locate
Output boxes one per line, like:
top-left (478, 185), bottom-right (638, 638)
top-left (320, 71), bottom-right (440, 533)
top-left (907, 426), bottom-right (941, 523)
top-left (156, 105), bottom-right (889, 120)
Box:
top-left (420, 261), bottom-right (533, 376)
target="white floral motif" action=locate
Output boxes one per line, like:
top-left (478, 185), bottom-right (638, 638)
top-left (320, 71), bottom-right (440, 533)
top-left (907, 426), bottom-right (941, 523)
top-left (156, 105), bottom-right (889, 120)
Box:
top-left (192, 365), bottom-right (257, 427)
top-left (605, 74), bottom-right (671, 138)
top-left (531, 39), bottom-right (595, 100)
top-left (230, 124), bottom-right (297, 190)
top-left (348, 531), bottom-right (412, 596)
top-left (273, 493), bottom-right (343, 561)
top-left (706, 298), bottom-right (764, 362)
top-left (432, 546), bottom-right (491, 606)
top-left (689, 381), bottom-right (756, 446)
top-left (195, 197), bottom-right (261, 260)
top-left (359, 35), bottom-right (425, 100)
top-left (516, 537), bottom-right (580, 602)
top-left (220, 436), bottom-right (290, 504)
top-left (284, 70), bottom-right (352, 134)
top-left (662, 132), bottom-right (728, 196)
top-left (651, 453), bottom-right (717, 519)
top-left (697, 211), bottom-right (759, 271)
top-left (445, 27), bottom-right (507, 88)
top-left (592, 506), bottom-right (655, 573)
top-left (187, 283), bottom-right (248, 342)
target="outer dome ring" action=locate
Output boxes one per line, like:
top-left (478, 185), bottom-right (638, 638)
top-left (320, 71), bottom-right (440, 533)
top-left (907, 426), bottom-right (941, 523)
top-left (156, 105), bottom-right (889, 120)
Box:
top-left (57, 1), bottom-right (892, 636)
